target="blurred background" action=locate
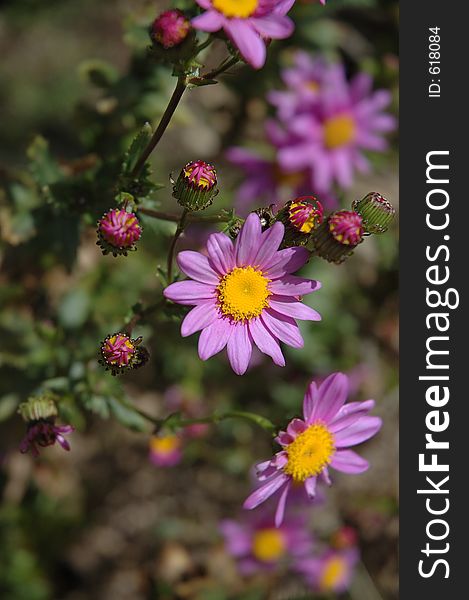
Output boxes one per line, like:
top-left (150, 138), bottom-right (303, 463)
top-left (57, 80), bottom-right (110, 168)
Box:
top-left (0, 0), bottom-right (398, 598)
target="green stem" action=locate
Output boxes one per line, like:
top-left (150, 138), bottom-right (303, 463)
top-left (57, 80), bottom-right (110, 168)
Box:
top-left (131, 76), bottom-right (187, 178)
top-left (167, 209), bottom-right (189, 283)
top-left (138, 207), bottom-right (233, 224)
top-left (195, 35), bottom-right (214, 55)
top-left (124, 300), bottom-right (165, 335)
top-left (203, 56), bottom-right (240, 81)
top-left (139, 409), bottom-right (277, 435)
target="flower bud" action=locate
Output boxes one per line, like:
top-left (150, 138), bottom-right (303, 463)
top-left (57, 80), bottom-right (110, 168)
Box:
top-left (97, 209), bottom-right (142, 257)
top-left (276, 196), bottom-right (323, 247)
top-left (18, 393), bottom-right (74, 457)
top-left (150, 10), bottom-right (191, 49)
top-left (309, 210), bottom-right (364, 264)
top-left (352, 191), bottom-right (395, 234)
top-left (100, 333), bottom-right (149, 375)
top-left (173, 160), bottom-right (218, 211)
top-left (254, 205), bottom-right (276, 231)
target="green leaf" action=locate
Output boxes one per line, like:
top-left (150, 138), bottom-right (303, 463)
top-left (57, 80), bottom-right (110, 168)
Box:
top-left (0, 394), bottom-right (19, 422)
top-left (79, 59), bottom-right (119, 88)
top-left (58, 289), bottom-right (91, 329)
top-left (107, 397), bottom-right (148, 432)
top-left (27, 136), bottom-right (62, 188)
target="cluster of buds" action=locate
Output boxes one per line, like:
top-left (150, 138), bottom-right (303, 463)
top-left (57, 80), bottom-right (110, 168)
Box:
top-left (308, 191), bottom-right (395, 264)
top-left (18, 393), bottom-right (74, 457)
top-left (173, 160), bottom-right (219, 211)
top-left (97, 208), bottom-right (142, 257)
top-left (99, 333), bottom-right (150, 376)
top-left (275, 196), bottom-right (324, 248)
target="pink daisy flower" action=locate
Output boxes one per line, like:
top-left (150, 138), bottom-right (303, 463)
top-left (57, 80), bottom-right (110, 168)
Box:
top-left (243, 372), bottom-right (382, 525)
top-left (296, 548), bottom-right (359, 594)
top-left (163, 213), bottom-right (321, 375)
top-left (273, 61), bottom-right (396, 195)
top-left (192, 0), bottom-right (295, 69)
top-left (149, 433), bottom-right (183, 467)
top-left (220, 512), bottom-right (313, 574)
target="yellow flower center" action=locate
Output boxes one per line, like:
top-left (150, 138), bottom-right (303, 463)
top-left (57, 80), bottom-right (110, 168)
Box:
top-left (320, 555), bottom-right (348, 591)
top-left (273, 165), bottom-right (305, 188)
top-left (212, 0), bottom-right (259, 18)
top-left (150, 435), bottom-right (181, 455)
top-left (306, 81), bottom-right (320, 92)
top-left (284, 423), bottom-right (335, 482)
top-left (252, 528), bottom-right (286, 562)
top-left (324, 114), bottom-right (356, 149)
top-left (217, 267), bottom-right (271, 322)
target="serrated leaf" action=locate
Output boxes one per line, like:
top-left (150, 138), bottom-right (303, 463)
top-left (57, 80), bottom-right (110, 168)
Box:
top-left (121, 123), bottom-right (153, 176)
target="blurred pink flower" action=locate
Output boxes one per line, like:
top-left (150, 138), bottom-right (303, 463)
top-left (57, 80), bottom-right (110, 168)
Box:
top-left (274, 59), bottom-right (396, 195)
top-left (296, 548), bottom-right (359, 593)
top-left (244, 372), bottom-right (382, 525)
top-left (149, 433), bottom-right (183, 467)
top-left (220, 512), bottom-right (314, 574)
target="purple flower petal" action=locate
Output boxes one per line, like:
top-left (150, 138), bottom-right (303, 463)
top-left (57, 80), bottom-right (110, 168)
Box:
top-left (254, 222), bottom-right (285, 269)
top-left (177, 251), bottom-right (220, 285)
top-left (224, 19), bottom-right (266, 69)
top-left (227, 323), bottom-right (253, 375)
top-left (195, 0), bottom-right (212, 8)
top-left (235, 213), bottom-right (262, 266)
top-left (287, 418), bottom-right (308, 438)
top-left (263, 246), bottom-right (310, 278)
top-left (274, 0), bottom-right (296, 14)
top-left (331, 449), bottom-right (369, 474)
top-left (251, 15), bottom-right (294, 40)
top-left (275, 480), bottom-right (291, 527)
top-left (164, 280), bottom-right (215, 305)
top-left (198, 318), bottom-right (232, 360)
top-left (206, 232), bottom-right (235, 275)
top-left (181, 301), bottom-right (218, 337)
top-left (262, 309), bottom-right (304, 349)
top-left (307, 372), bottom-right (349, 424)
top-left (328, 400), bottom-right (376, 434)
top-left (303, 381), bottom-right (318, 421)
top-left (269, 274), bottom-right (320, 296)
top-left (248, 317), bottom-right (286, 366)
top-left (276, 431), bottom-right (294, 447)
top-left (334, 416), bottom-right (382, 448)
top-left (269, 297), bottom-right (321, 321)
top-left (243, 472), bottom-right (289, 510)
top-left (304, 476), bottom-right (317, 499)
top-left (219, 520), bottom-right (251, 556)
top-left (192, 10), bottom-right (225, 32)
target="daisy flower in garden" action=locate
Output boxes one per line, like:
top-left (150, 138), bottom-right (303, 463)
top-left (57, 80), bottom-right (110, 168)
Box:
top-left (220, 512), bottom-right (313, 574)
top-left (296, 547), bottom-right (359, 594)
top-left (273, 60), bottom-right (396, 194)
top-left (192, 1), bottom-right (296, 69)
top-left (243, 372), bottom-right (382, 525)
top-left (163, 213), bottom-right (321, 375)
